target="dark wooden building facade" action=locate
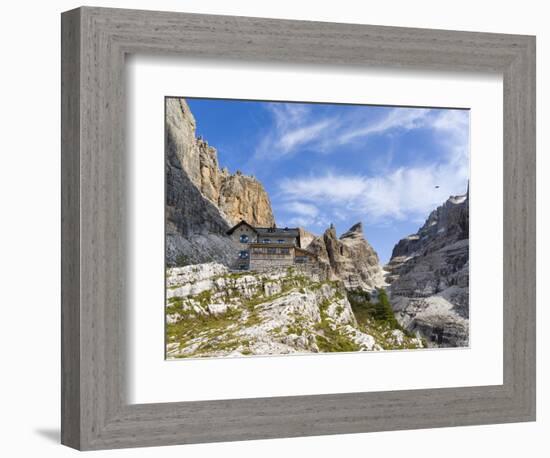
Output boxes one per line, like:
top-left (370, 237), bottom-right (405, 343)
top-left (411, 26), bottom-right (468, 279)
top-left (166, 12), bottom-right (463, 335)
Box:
top-left (227, 220), bottom-right (317, 271)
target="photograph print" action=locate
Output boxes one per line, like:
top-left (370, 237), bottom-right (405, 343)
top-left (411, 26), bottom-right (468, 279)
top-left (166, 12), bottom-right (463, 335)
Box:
top-left (165, 97), bottom-right (470, 359)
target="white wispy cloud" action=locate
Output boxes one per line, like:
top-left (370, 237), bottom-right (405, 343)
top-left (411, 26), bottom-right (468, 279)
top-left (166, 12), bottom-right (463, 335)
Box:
top-left (255, 104), bottom-right (452, 159)
top-left (255, 103), bottom-right (337, 157)
top-left (432, 109), bottom-right (469, 132)
top-left (263, 104), bottom-right (469, 226)
top-left (284, 215), bottom-right (327, 228)
top-left (275, 201), bottom-right (328, 230)
top-left (336, 108), bottom-right (431, 144)
top-left (280, 175), bottom-right (367, 202)
top-left (279, 119), bottom-right (334, 154)
top-left (284, 201), bottom-right (319, 218)
top-left (279, 162), bottom-right (468, 224)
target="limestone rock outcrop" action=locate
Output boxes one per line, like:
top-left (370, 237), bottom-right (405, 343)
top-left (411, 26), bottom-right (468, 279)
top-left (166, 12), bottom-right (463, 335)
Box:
top-left (166, 97), bottom-right (275, 265)
top-left (217, 172), bottom-right (275, 228)
top-left (308, 222), bottom-right (386, 291)
top-left (166, 99), bottom-right (231, 266)
top-left (385, 190), bottom-right (469, 347)
top-left (166, 97), bottom-right (274, 228)
top-left (165, 263), bottom-right (423, 358)
top-left (298, 227), bottom-right (317, 249)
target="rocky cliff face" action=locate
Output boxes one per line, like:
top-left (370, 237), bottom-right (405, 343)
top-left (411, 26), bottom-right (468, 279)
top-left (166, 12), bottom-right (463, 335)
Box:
top-left (385, 191), bottom-right (469, 347)
top-left (166, 97), bottom-right (274, 228)
top-left (298, 227), bottom-right (317, 249)
top-left (308, 222), bottom-right (386, 291)
top-left (166, 263), bottom-right (423, 358)
top-left (166, 98), bottom-right (232, 266)
top-left (166, 97), bottom-right (275, 265)
top-left (217, 172), bottom-right (275, 228)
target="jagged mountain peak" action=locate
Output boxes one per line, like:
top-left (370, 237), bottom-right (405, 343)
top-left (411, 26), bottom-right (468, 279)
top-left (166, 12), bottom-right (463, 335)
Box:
top-left (324, 224), bottom-right (337, 239)
top-left (340, 222), bottom-right (363, 239)
top-left (385, 191), bottom-right (469, 347)
top-left (389, 191), bottom-right (469, 261)
top-left (308, 222), bottom-right (385, 291)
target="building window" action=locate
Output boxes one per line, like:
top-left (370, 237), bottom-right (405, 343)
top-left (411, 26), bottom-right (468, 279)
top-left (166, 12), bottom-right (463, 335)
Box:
top-left (239, 234), bottom-right (249, 243)
top-left (238, 264), bottom-right (247, 271)
top-left (239, 250), bottom-right (249, 259)
top-left (267, 248), bottom-right (277, 254)
top-left (277, 239), bottom-right (285, 243)
top-left (262, 238), bottom-right (270, 244)
top-left (280, 248), bottom-right (290, 255)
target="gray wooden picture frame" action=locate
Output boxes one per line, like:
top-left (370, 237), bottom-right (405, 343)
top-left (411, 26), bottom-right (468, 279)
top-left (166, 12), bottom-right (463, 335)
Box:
top-left (61, 6), bottom-right (536, 451)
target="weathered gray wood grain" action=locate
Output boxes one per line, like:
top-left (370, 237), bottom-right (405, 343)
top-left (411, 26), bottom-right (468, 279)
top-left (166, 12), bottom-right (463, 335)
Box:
top-left (61, 7), bottom-right (81, 450)
top-left (61, 6), bottom-right (536, 450)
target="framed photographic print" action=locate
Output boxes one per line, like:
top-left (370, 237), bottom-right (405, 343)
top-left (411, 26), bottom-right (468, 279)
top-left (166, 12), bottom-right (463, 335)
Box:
top-left (61, 6), bottom-right (536, 450)
top-left (163, 96), bottom-right (469, 359)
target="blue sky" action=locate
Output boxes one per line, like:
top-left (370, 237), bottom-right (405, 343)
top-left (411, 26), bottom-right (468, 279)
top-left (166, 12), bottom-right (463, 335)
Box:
top-left (186, 98), bottom-right (470, 264)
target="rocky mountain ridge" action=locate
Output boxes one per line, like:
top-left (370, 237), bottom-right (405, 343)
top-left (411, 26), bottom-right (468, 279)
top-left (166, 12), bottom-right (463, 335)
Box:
top-left (307, 222), bottom-right (387, 291)
top-left (385, 190), bottom-right (469, 347)
top-left (167, 98), bottom-right (275, 228)
top-left (166, 263), bottom-right (423, 358)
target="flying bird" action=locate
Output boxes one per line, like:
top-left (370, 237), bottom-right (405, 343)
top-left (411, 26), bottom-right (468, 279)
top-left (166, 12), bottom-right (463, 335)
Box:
top-left (435, 186), bottom-right (440, 189)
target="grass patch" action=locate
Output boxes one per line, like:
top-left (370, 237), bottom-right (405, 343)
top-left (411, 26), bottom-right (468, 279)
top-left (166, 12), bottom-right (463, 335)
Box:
top-left (217, 271), bottom-right (251, 281)
top-left (315, 331), bottom-right (360, 352)
top-left (286, 316), bottom-right (308, 337)
top-left (313, 298), bottom-right (360, 352)
top-left (347, 288), bottom-right (422, 350)
top-left (165, 296), bottom-right (191, 316)
top-left (193, 289), bottom-right (213, 306)
top-left (166, 306), bottom-right (244, 355)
